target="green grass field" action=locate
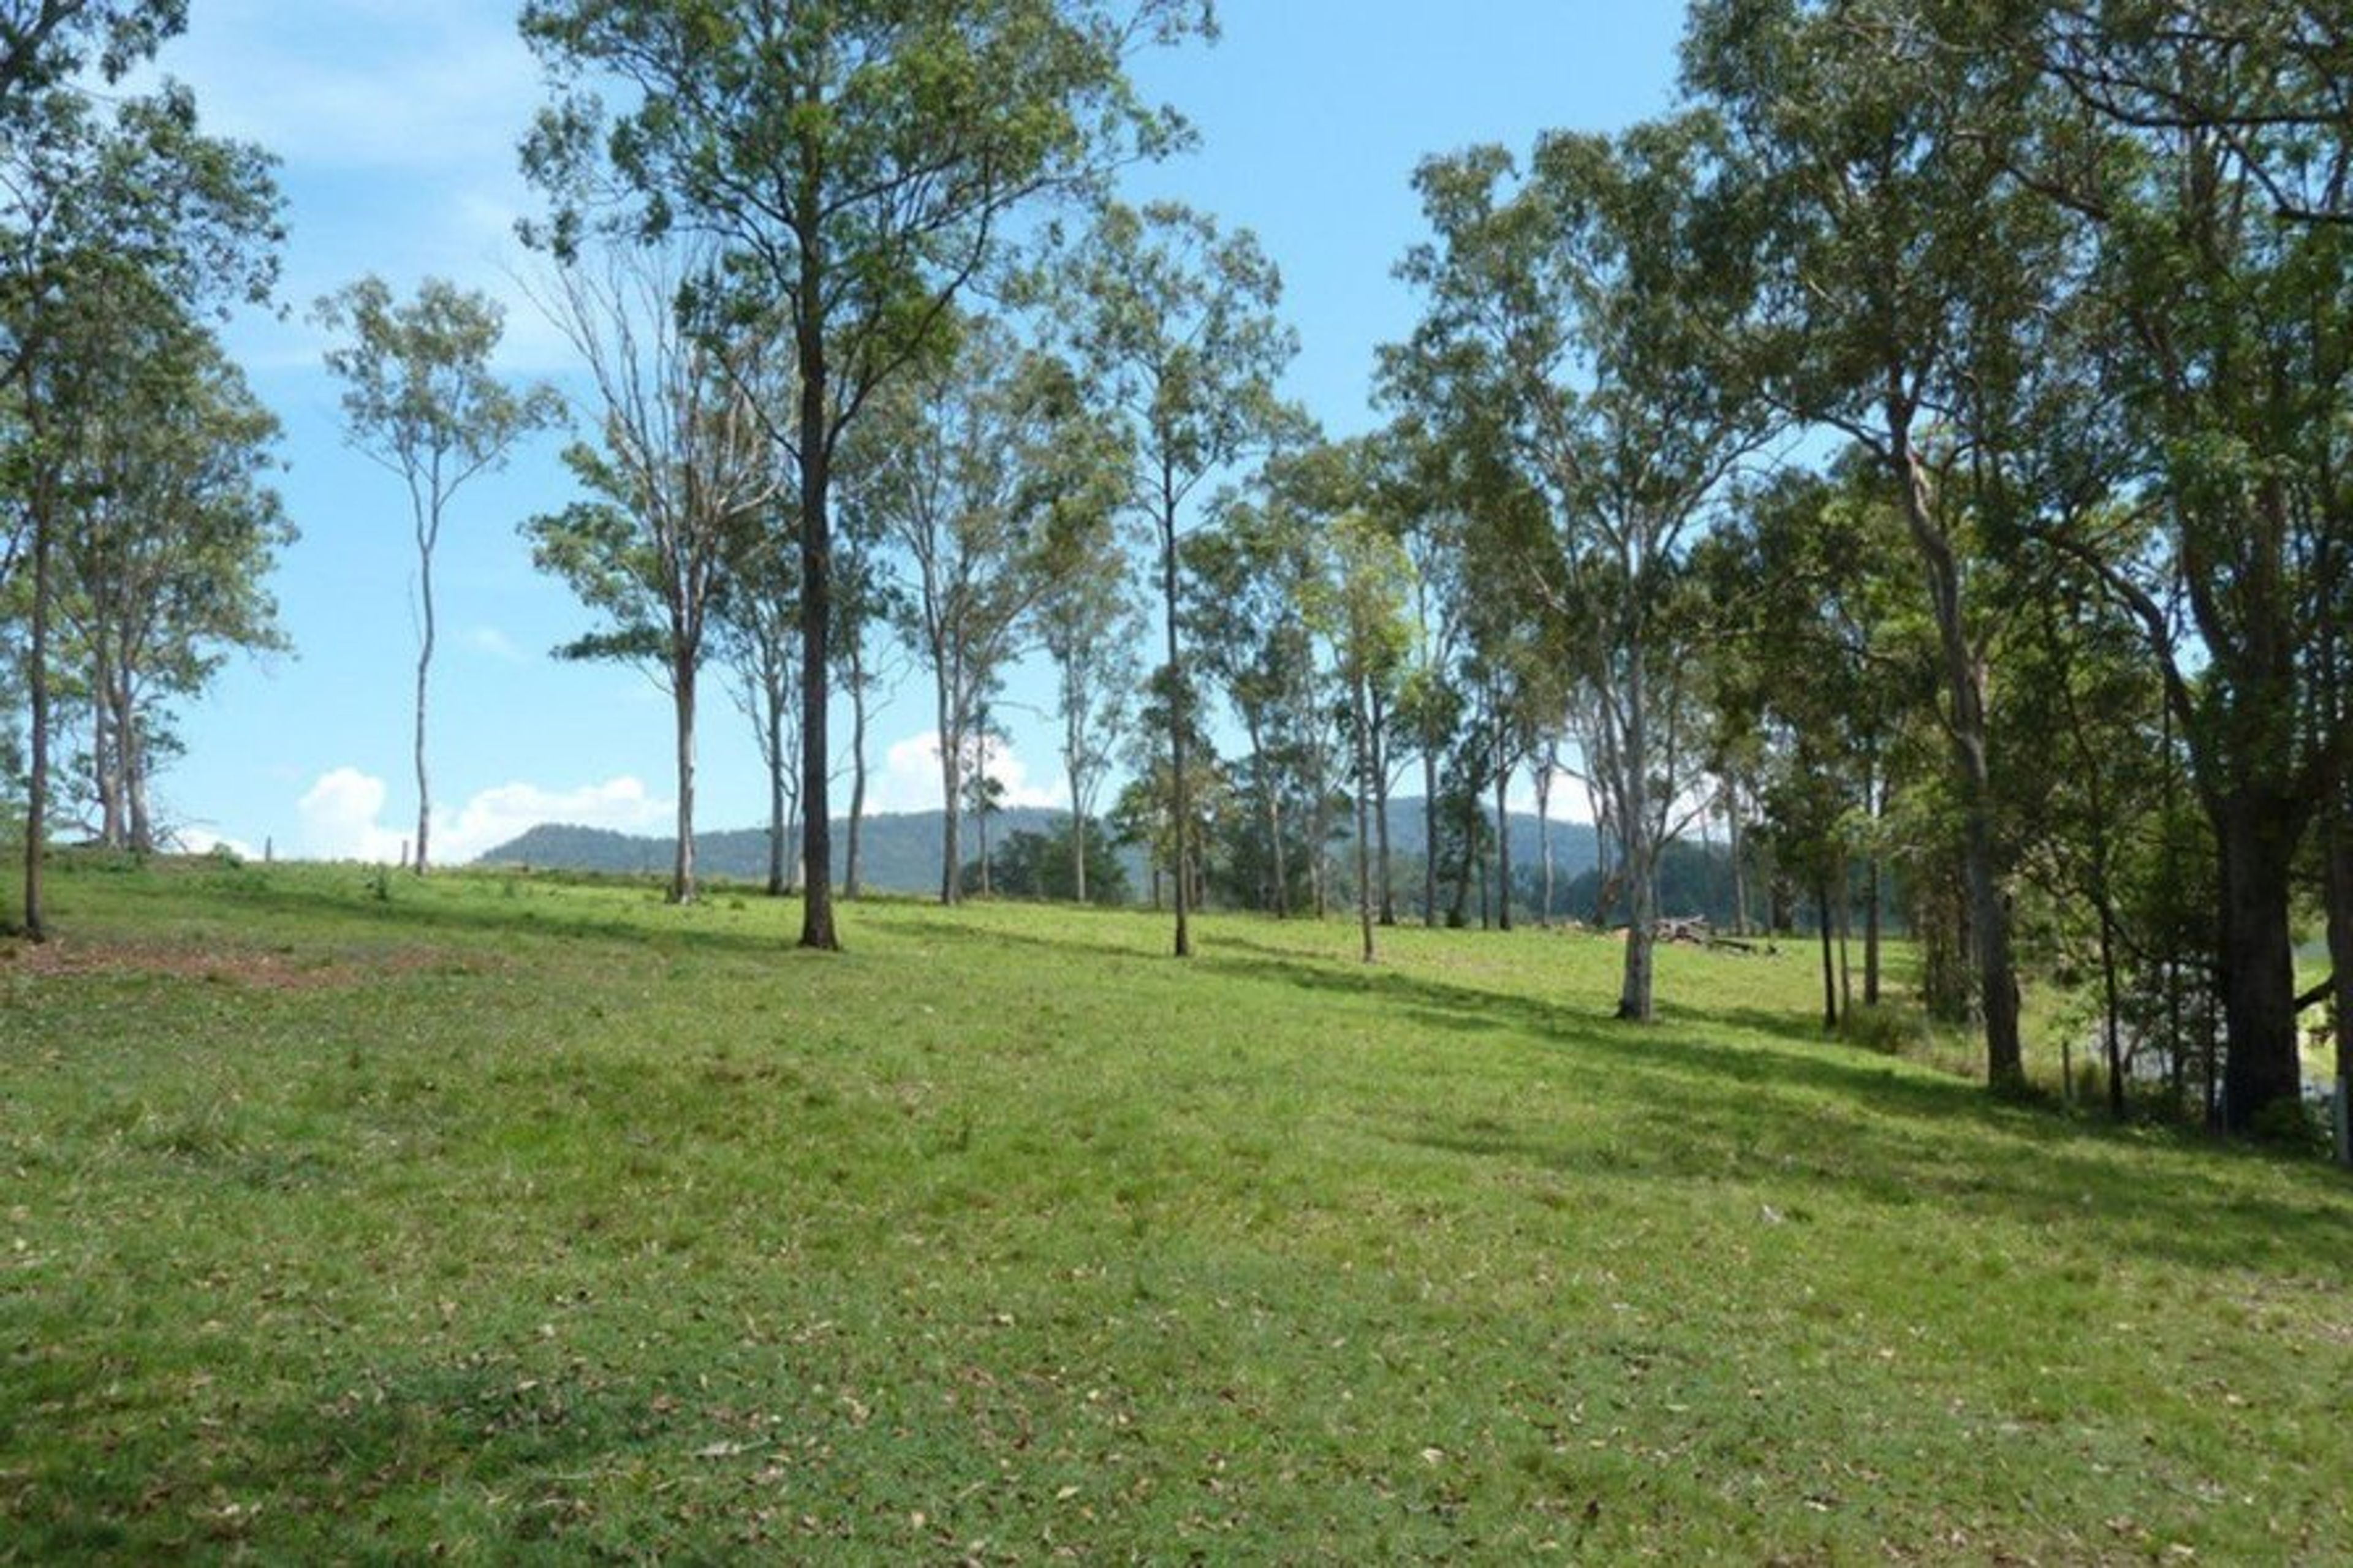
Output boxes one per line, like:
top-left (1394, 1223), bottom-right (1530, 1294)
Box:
top-left (4, 855), bottom-right (2349, 1562)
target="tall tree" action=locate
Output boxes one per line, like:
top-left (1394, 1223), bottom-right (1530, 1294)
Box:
top-left (520, 0), bottom-right (1210, 950)
top-left (1039, 199), bottom-right (1299, 954)
top-left (1395, 113), bottom-right (1771, 1018)
top-left (3, 70), bottom-right (279, 937)
top-left (523, 242), bottom-right (782, 904)
top-left (1686, 0), bottom-right (2058, 1086)
top-left (316, 276), bottom-right (558, 877)
top-left (2008, 1), bottom-right (2353, 1131)
top-left (862, 317), bottom-right (1058, 905)
top-left (1188, 480), bottom-right (1325, 917)
top-left (713, 506), bottom-right (803, 895)
top-left (1317, 494), bottom-right (1414, 962)
top-left (53, 272), bottom-right (290, 852)
top-left (1031, 410), bottom-right (1139, 905)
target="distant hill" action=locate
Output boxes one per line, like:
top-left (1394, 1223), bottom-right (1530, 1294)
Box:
top-left (479, 800), bottom-right (1607, 904)
top-left (477, 807), bottom-right (1077, 894)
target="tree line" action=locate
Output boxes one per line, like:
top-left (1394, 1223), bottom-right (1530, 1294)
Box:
top-left (6, 2), bottom-right (2348, 1149)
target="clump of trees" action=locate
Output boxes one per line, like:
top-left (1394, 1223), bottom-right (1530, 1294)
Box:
top-left (2, 1), bottom-right (286, 938)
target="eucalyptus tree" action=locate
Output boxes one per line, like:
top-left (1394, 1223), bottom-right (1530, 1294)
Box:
top-left (1188, 479), bottom-right (1326, 916)
top-left (1684, 0), bottom-right (2067, 1085)
top-left (1999, 1), bottom-right (2353, 1131)
top-left (53, 276), bottom-right (290, 854)
top-left (1701, 460), bottom-right (1940, 1024)
top-left (1036, 199), bottom-right (1300, 954)
top-left (1317, 499), bottom-right (1414, 961)
top-left (1371, 415), bottom-right (1481, 928)
top-left (522, 242), bottom-right (784, 904)
top-left (1276, 434), bottom-right (1411, 930)
top-left (860, 316), bottom-right (1061, 906)
top-left (520, 0), bottom-right (1212, 950)
top-left (2, 69), bottom-right (278, 938)
top-left (1395, 112), bottom-right (1773, 1019)
top-left (316, 277), bottom-right (559, 877)
top-left (828, 510), bottom-right (901, 899)
top-left (1032, 422), bottom-right (1141, 905)
top-left (0, 0), bottom-right (181, 110)
top-left (712, 508), bottom-right (802, 895)
top-left (2003, 550), bottom-right (2179, 1118)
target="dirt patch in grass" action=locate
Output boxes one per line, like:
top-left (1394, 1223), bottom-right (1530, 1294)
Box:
top-left (0, 936), bottom-right (486, 991)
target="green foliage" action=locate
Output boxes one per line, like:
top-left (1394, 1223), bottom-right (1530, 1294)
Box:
top-left (962, 819), bottom-right (1132, 905)
top-left (518, 0), bottom-right (1214, 948)
top-left (314, 277), bottom-right (561, 537)
top-left (0, 1), bottom-right (185, 105)
top-left (5, 858), bottom-right (2352, 1560)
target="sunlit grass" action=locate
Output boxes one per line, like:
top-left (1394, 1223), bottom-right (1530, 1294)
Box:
top-left (3, 854), bottom-right (2348, 1560)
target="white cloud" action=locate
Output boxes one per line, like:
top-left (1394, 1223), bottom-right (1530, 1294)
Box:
top-left (177, 831), bottom-right (260, 862)
top-left (298, 766), bottom-right (408, 862)
top-left (441, 776), bottom-right (672, 862)
top-left (294, 767), bottom-right (672, 864)
top-left (871, 732), bottom-right (1064, 816)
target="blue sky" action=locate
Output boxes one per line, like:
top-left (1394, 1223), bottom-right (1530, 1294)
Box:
top-left (136, 1), bottom-right (1687, 863)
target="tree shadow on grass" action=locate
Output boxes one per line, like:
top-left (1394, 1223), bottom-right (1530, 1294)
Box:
top-left (1184, 944), bottom-right (2353, 1283)
top-left (135, 874), bottom-right (2353, 1284)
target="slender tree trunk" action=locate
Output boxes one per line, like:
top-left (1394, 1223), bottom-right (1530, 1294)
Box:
top-left (1728, 784), bottom-right (1751, 937)
top-left (1818, 881), bottom-right (1839, 1033)
top-left (1067, 745), bottom-right (1089, 904)
top-left (1494, 746), bottom-right (1514, 933)
top-left (1616, 649), bottom-right (1656, 1021)
top-left (1590, 776), bottom-right (1613, 928)
top-left (795, 195), bottom-right (838, 951)
top-left (1836, 846), bottom-right (1853, 1021)
top-left (765, 674), bottom-right (789, 898)
top-left (2327, 820), bottom-right (2352, 1164)
top-left (937, 671), bottom-right (963, 907)
top-left (1895, 439), bottom-right (2019, 1089)
top-left (1422, 748), bottom-right (1439, 928)
top-left (1354, 672), bottom-right (1376, 963)
top-left (128, 751), bottom-right (153, 856)
top-left (119, 664), bottom-right (154, 847)
top-left (1310, 734), bottom-right (1333, 921)
top-left (1864, 851), bottom-right (1883, 1007)
top-left (1863, 772), bottom-right (1883, 1006)
top-left (844, 646), bottom-right (870, 900)
top-left (1373, 689), bottom-right (1395, 926)
top-left (1161, 476), bottom-right (1191, 958)
top-left (1248, 713), bottom-right (1287, 918)
top-left (20, 478), bottom-right (53, 941)
top-left (670, 653), bottom-right (697, 904)
top-left (94, 656), bottom-right (123, 849)
top-left (413, 521), bottom-right (437, 877)
top-left (2101, 902), bottom-right (2127, 1121)
top-left (123, 683), bottom-right (154, 856)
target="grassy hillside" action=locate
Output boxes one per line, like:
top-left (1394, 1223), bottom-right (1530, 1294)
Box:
top-left (4, 854), bottom-right (2349, 1561)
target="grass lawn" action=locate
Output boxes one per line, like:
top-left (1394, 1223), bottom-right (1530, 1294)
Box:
top-left (4, 854), bottom-right (2349, 1562)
